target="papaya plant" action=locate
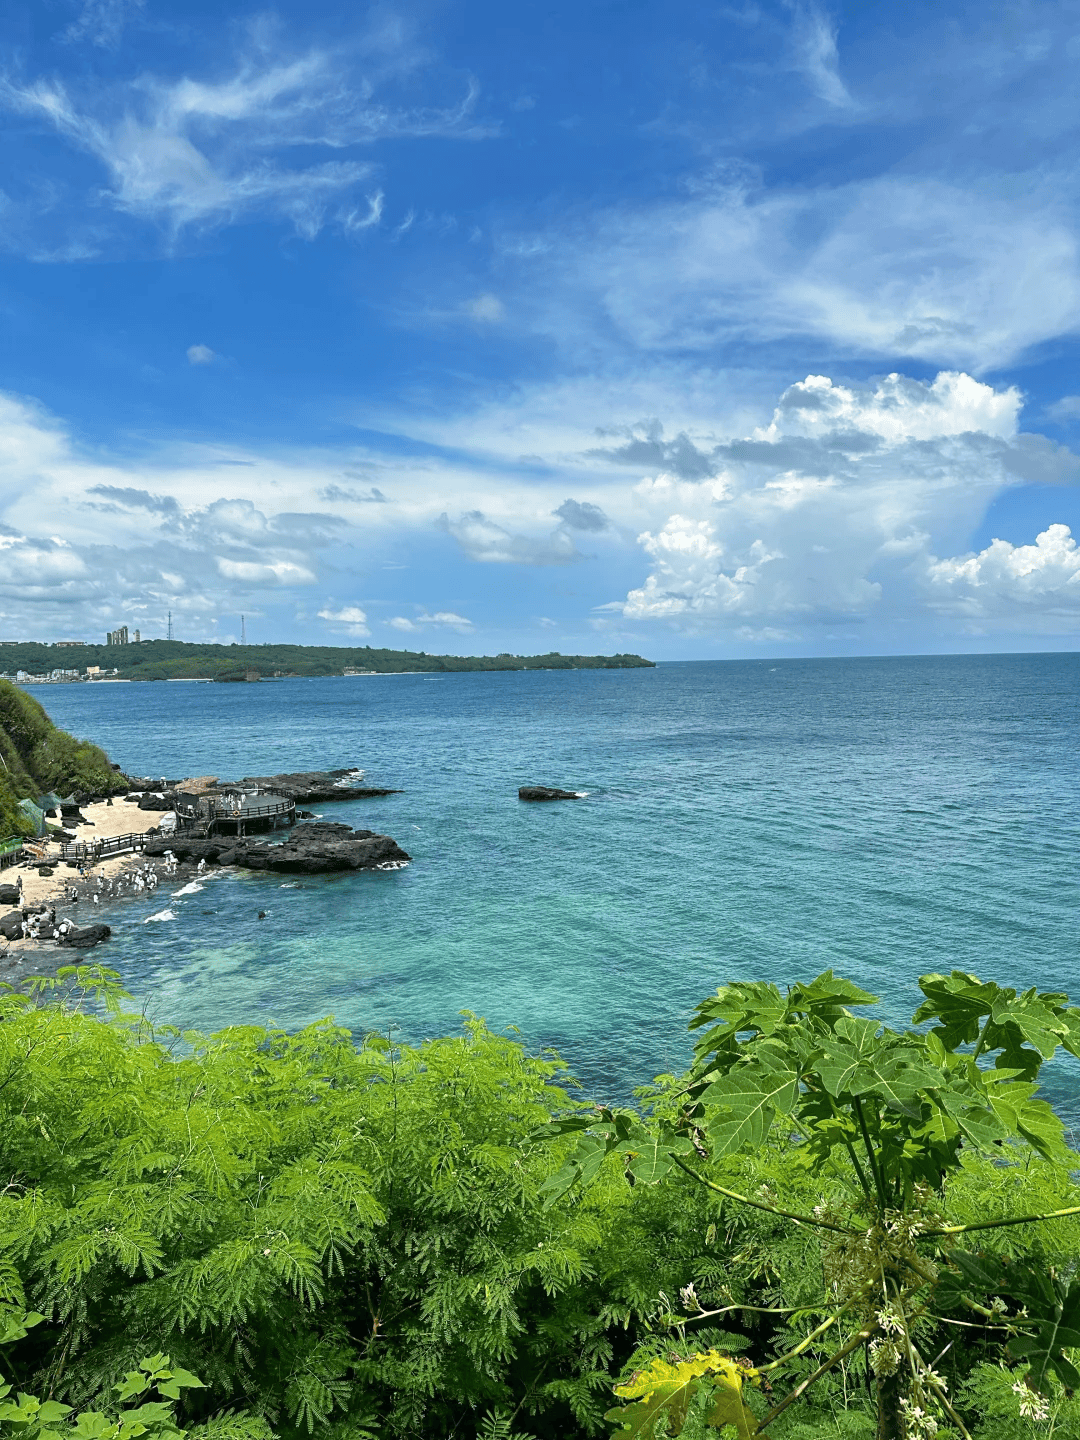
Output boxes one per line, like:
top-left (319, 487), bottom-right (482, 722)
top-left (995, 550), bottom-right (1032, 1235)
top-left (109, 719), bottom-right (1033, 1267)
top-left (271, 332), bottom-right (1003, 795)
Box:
top-left (540, 971), bottom-right (1080, 1439)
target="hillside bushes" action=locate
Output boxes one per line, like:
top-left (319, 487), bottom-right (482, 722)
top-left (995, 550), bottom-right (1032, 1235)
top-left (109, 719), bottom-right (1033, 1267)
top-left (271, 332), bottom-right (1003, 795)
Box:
top-left (0, 680), bottom-right (124, 836)
top-left (1, 968), bottom-right (1078, 1440)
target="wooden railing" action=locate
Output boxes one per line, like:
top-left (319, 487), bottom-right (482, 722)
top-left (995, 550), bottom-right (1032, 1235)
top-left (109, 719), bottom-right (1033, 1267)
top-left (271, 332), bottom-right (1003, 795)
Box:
top-left (175, 790), bottom-right (294, 829)
top-left (59, 832), bottom-right (150, 862)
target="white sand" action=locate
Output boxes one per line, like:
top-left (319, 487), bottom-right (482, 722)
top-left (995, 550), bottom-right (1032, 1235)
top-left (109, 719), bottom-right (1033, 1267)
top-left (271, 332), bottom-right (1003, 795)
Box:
top-left (4, 797), bottom-right (167, 922)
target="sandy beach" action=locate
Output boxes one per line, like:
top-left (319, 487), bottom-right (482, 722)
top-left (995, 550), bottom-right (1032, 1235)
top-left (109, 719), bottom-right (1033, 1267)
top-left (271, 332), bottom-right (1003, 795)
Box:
top-left (1, 798), bottom-right (171, 965)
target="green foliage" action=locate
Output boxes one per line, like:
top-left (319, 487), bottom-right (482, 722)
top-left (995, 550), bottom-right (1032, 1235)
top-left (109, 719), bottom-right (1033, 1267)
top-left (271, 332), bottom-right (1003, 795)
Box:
top-left (476, 1411), bottom-right (536, 1440)
top-left (0, 971), bottom-right (683, 1440)
top-left (958, 1361), bottom-right (1080, 1439)
top-left (604, 1350), bottom-right (757, 1439)
top-left (2, 967), bottom-right (1078, 1440)
top-left (0, 1325), bottom-right (268, 1440)
top-left (542, 969), bottom-right (1080, 1438)
top-left (0, 681), bottom-right (125, 837)
top-left (0, 642), bottom-right (654, 683)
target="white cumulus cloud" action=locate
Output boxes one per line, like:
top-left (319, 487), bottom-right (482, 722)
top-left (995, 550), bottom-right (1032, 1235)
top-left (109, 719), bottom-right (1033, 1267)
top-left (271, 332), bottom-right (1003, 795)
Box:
top-left (389, 610), bottom-right (473, 632)
top-left (215, 558), bottom-right (315, 585)
top-left (924, 525), bottom-right (1080, 622)
top-left (438, 510), bottom-right (582, 565)
top-left (317, 605), bottom-right (370, 636)
top-left (618, 370), bottom-right (1080, 637)
top-left (187, 344), bottom-right (215, 365)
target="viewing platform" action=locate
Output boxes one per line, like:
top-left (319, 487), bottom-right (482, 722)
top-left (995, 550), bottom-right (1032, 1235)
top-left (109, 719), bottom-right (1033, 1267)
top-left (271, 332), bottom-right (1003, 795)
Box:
top-left (175, 787), bottom-right (295, 837)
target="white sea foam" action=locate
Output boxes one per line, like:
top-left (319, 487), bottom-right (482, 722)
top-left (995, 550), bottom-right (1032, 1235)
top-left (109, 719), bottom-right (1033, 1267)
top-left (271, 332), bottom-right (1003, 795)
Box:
top-left (575, 791), bottom-right (590, 798)
top-left (279, 882), bottom-right (301, 888)
top-left (376, 860), bottom-right (409, 871)
top-left (144, 909), bottom-right (178, 923)
top-left (174, 881), bottom-right (204, 896)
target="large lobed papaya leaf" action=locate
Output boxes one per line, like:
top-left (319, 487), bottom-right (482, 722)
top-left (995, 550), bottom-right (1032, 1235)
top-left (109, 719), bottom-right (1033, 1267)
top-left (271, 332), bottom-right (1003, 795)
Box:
top-left (689, 973), bottom-right (878, 1071)
top-left (605, 1350), bottom-right (758, 1440)
top-left (536, 1111), bottom-right (694, 1206)
top-left (937, 1252), bottom-right (1080, 1393)
top-left (914, 972), bottom-right (1080, 1078)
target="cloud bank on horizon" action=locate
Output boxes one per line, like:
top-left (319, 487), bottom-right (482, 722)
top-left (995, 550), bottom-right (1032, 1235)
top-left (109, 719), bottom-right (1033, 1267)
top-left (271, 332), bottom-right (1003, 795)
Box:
top-left (2, 0), bottom-right (1080, 658)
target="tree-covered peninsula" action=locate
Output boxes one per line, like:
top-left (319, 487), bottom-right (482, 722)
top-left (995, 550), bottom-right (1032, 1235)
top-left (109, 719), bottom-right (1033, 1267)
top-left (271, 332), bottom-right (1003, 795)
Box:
top-left (0, 641), bottom-right (655, 683)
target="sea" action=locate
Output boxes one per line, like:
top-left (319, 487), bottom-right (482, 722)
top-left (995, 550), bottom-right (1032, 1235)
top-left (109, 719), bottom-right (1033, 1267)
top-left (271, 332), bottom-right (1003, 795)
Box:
top-left (21, 654), bottom-right (1080, 1115)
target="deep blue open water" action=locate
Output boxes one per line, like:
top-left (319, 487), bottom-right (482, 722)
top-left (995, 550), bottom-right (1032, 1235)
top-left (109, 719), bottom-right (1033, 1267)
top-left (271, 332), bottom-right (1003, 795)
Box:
top-left (22, 655), bottom-right (1080, 1111)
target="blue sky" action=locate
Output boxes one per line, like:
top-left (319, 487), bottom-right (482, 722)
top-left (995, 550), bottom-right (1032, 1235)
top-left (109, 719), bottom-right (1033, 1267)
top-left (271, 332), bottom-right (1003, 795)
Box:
top-left (3, 0), bottom-right (1080, 657)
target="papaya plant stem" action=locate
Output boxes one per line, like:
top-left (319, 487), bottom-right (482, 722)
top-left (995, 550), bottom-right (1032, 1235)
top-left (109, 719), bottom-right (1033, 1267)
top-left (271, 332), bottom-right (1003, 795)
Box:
top-left (907, 1334), bottom-right (974, 1440)
top-left (970, 1014), bottom-right (993, 1064)
top-left (667, 1154), bottom-right (862, 1235)
top-left (682, 1302), bottom-right (808, 1322)
top-left (757, 1300), bottom-right (857, 1373)
top-left (755, 1316), bottom-right (881, 1432)
top-left (924, 1204), bottom-right (1080, 1236)
top-left (852, 1096), bottom-right (887, 1212)
top-left (927, 1313), bottom-right (1012, 1332)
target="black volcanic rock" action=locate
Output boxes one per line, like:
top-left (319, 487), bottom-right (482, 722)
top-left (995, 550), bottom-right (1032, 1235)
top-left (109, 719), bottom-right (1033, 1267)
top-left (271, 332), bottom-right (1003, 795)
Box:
top-left (0, 884), bottom-right (20, 906)
top-left (0, 911), bottom-right (22, 940)
top-left (518, 786), bottom-right (582, 802)
top-left (147, 821), bottom-right (410, 874)
top-left (211, 769), bottom-right (401, 804)
top-left (57, 922), bottom-right (111, 948)
top-left (138, 791), bottom-right (178, 811)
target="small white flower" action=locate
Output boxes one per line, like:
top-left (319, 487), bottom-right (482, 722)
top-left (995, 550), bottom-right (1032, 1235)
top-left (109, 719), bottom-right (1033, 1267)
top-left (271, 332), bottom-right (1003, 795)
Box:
top-left (679, 1282), bottom-right (701, 1312)
top-left (1012, 1379), bottom-right (1050, 1421)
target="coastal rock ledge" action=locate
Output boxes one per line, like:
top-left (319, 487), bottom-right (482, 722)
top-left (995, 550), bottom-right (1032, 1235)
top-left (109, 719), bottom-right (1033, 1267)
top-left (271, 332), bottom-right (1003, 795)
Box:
top-left (518, 786), bottom-right (582, 802)
top-left (145, 822), bottom-right (411, 874)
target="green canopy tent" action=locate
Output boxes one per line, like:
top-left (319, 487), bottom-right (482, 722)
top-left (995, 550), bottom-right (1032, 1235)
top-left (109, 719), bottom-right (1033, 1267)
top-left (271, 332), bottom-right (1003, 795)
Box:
top-left (17, 798), bottom-right (46, 836)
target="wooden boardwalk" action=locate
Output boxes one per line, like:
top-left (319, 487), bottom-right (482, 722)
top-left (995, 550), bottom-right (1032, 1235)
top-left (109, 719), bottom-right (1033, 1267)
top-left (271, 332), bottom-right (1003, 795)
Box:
top-left (59, 832), bottom-right (150, 863)
top-left (175, 788), bottom-right (294, 836)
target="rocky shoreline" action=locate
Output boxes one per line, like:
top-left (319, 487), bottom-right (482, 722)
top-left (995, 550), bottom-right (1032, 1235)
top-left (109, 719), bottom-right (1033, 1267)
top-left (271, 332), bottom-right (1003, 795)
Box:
top-left (146, 821), bottom-right (410, 874)
top-left (0, 767), bottom-right (409, 972)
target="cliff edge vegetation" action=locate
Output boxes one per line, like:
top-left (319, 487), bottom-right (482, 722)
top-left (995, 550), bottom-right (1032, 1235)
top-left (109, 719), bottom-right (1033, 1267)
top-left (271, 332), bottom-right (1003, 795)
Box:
top-left (0, 679), bottom-right (125, 838)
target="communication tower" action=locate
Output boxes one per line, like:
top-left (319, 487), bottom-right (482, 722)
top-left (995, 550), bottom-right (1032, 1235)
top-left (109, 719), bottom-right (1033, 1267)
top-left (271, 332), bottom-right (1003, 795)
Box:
top-left (241, 615), bottom-right (246, 645)
top-left (167, 610), bottom-right (173, 642)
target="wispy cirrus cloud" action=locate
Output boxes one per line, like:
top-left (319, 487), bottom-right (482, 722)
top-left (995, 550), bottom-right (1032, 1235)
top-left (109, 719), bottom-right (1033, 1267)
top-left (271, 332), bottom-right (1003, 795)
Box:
top-left (786, 1), bottom-right (855, 109)
top-left (505, 170), bottom-right (1080, 374)
top-left (60, 0), bottom-right (144, 49)
top-left (0, 34), bottom-right (490, 245)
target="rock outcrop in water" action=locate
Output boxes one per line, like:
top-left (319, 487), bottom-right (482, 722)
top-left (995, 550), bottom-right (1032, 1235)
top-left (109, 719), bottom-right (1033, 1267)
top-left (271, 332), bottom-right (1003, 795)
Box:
top-left (0, 911), bottom-right (22, 941)
top-left (57, 922), bottom-right (111, 948)
top-left (518, 786), bottom-right (582, 802)
top-left (146, 821), bottom-right (410, 874)
top-left (208, 769), bottom-right (402, 804)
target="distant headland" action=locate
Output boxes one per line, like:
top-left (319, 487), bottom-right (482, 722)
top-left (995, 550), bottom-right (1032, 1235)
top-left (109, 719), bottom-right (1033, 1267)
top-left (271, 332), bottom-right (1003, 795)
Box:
top-left (0, 639), bottom-right (655, 684)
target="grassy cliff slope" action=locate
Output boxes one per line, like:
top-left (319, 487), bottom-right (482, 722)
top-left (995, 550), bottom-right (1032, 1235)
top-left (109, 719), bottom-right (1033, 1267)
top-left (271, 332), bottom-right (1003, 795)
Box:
top-left (0, 679), bottom-right (125, 838)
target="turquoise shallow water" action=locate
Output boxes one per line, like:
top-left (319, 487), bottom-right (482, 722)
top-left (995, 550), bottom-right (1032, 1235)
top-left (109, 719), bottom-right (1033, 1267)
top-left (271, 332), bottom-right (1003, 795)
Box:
top-left (22, 655), bottom-right (1080, 1110)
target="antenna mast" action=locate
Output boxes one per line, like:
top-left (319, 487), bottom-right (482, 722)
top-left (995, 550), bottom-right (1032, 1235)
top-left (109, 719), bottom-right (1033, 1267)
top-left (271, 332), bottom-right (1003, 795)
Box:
top-left (241, 614), bottom-right (246, 645)
top-left (167, 609), bottom-right (173, 642)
